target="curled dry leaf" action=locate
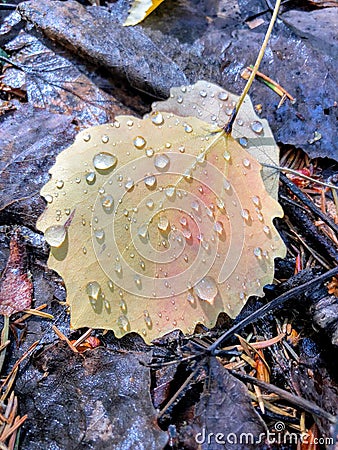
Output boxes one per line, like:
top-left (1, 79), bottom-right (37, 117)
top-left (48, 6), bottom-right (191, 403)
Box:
top-left (0, 231), bottom-right (33, 316)
top-left (37, 81), bottom-right (286, 343)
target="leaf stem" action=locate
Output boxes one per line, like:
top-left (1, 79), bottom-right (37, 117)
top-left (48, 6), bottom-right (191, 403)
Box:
top-left (224, 0), bottom-right (282, 134)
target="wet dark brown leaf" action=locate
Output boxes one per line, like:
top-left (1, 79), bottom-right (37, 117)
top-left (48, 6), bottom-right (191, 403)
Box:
top-left (181, 358), bottom-right (266, 449)
top-left (2, 32), bottom-right (129, 127)
top-left (0, 230), bottom-right (32, 316)
top-left (18, 0), bottom-right (187, 98)
top-left (0, 104), bottom-right (77, 228)
top-left (16, 343), bottom-right (168, 449)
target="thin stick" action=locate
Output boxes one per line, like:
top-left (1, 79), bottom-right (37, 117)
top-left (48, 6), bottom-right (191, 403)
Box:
top-left (158, 369), bottom-right (197, 418)
top-left (224, 0), bottom-right (282, 134)
top-left (263, 164), bottom-right (338, 190)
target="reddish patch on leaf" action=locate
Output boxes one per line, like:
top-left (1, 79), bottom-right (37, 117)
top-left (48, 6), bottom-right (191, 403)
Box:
top-left (0, 230), bottom-right (33, 316)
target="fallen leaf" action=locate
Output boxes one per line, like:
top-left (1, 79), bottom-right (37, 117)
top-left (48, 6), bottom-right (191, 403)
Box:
top-left (18, 0), bottom-right (187, 98)
top-left (124, 0), bottom-right (165, 26)
top-left (0, 230), bottom-right (33, 316)
top-left (2, 32), bottom-right (128, 127)
top-left (37, 83), bottom-right (286, 343)
top-left (0, 104), bottom-right (77, 228)
top-left (16, 343), bottom-right (168, 449)
top-left (152, 80), bottom-right (281, 199)
top-left (188, 358), bottom-right (266, 449)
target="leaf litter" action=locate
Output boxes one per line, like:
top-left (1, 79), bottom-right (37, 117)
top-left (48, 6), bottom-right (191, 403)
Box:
top-left (1, 31), bottom-right (130, 127)
top-left (0, 1), bottom-right (337, 448)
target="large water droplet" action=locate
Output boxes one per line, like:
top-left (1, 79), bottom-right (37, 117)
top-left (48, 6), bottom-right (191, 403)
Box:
top-left (101, 135), bottom-right (109, 144)
top-left (193, 277), bottom-right (218, 303)
top-left (158, 216), bottom-right (170, 232)
top-left (144, 310), bottom-right (152, 328)
top-left (165, 185), bottom-right (176, 198)
top-left (117, 314), bottom-right (129, 331)
top-left (254, 247), bottom-right (262, 258)
top-left (45, 194), bottom-right (53, 203)
top-left (45, 225), bottom-right (66, 247)
top-left (154, 153), bottom-right (170, 171)
top-left (134, 275), bottom-right (142, 287)
top-left (146, 148), bottom-right (154, 157)
top-left (223, 150), bottom-right (231, 161)
top-left (187, 293), bottom-right (195, 304)
top-left (252, 196), bottom-right (261, 208)
top-left (180, 217), bottom-right (188, 227)
top-left (144, 174), bottom-right (157, 189)
top-left (223, 179), bottom-right (231, 191)
top-left (86, 281), bottom-right (101, 301)
top-left (239, 137), bottom-right (248, 148)
top-left (191, 201), bottom-right (200, 213)
top-left (56, 180), bottom-right (64, 189)
top-left (213, 221), bottom-right (224, 235)
top-left (101, 194), bottom-right (114, 212)
top-left (133, 136), bottom-right (146, 149)
top-left (251, 121), bottom-right (263, 134)
top-left (184, 123), bottom-right (193, 133)
top-left (138, 224), bottom-right (148, 240)
top-left (241, 209), bottom-right (250, 222)
top-left (218, 91), bottom-right (228, 101)
top-left (85, 171), bottom-right (96, 185)
top-left (93, 152), bottom-right (117, 170)
top-left (114, 262), bottom-right (122, 274)
top-left (151, 112), bottom-right (164, 125)
top-left (94, 228), bottom-right (105, 241)
top-left (263, 225), bottom-right (271, 235)
top-left (242, 158), bottom-right (251, 168)
top-left (124, 178), bottom-right (134, 191)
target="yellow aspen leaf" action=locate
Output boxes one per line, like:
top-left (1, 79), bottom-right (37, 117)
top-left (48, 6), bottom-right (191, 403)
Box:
top-left (152, 81), bottom-right (281, 200)
top-left (37, 82), bottom-right (286, 343)
top-left (124, 0), bottom-right (165, 26)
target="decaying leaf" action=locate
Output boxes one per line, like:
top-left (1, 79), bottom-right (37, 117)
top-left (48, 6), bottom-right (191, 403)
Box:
top-left (124, 0), bottom-right (165, 26)
top-left (37, 81), bottom-right (286, 343)
top-left (190, 358), bottom-right (266, 450)
top-left (152, 81), bottom-right (281, 200)
top-left (0, 230), bottom-right (33, 316)
top-left (17, 344), bottom-right (168, 448)
top-left (2, 32), bottom-right (126, 127)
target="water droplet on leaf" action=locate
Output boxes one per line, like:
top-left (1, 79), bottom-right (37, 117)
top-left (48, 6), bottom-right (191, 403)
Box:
top-left (193, 277), bottom-right (218, 303)
top-left (133, 136), bottom-right (146, 149)
top-left (45, 225), bottom-right (66, 247)
top-left (154, 153), bottom-right (170, 171)
top-left (93, 152), bottom-right (117, 170)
